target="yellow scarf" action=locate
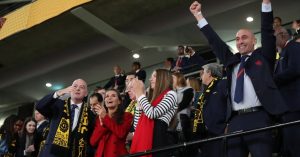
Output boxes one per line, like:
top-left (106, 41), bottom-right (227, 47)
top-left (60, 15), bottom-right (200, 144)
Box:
top-left (193, 78), bottom-right (218, 133)
top-left (51, 100), bottom-right (89, 157)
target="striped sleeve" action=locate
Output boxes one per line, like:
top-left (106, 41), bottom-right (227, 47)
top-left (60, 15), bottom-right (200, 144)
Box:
top-left (137, 91), bottom-right (177, 119)
top-left (133, 105), bottom-right (142, 129)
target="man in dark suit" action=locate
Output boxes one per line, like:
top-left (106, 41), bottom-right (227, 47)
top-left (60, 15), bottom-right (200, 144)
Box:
top-left (131, 62), bottom-right (146, 82)
top-left (34, 110), bottom-right (49, 154)
top-left (173, 45), bottom-right (190, 72)
top-left (274, 27), bottom-right (300, 157)
top-left (36, 79), bottom-right (95, 157)
top-left (193, 63), bottom-right (227, 157)
top-left (104, 65), bottom-right (126, 93)
top-left (190, 0), bottom-right (288, 156)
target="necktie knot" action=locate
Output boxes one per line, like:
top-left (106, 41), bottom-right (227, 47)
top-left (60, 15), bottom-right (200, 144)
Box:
top-left (240, 55), bottom-right (249, 63)
top-left (71, 104), bottom-right (78, 110)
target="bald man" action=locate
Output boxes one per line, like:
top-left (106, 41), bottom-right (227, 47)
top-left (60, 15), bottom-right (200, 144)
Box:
top-left (190, 0), bottom-right (288, 157)
top-left (36, 79), bottom-right (95, 157)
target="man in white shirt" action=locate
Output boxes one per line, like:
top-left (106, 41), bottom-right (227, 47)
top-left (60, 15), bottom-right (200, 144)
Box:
top-left (36, 79), bottom-right (95, 157)
top-left (190, 0), bottom-right (288, 156)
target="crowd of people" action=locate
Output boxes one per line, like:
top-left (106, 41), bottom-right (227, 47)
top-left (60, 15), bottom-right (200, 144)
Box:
top-left (1, 0), bottom-right (300, 157)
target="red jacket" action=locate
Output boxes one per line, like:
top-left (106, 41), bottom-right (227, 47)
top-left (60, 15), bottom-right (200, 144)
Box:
top-left (90, 112), bottom-right (133, 157)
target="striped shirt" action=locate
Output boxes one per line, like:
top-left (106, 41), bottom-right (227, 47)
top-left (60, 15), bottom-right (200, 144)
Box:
top-left (137, 90), bottom-right (178, 125)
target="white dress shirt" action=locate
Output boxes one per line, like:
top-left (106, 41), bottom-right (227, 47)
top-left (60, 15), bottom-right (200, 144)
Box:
top-left (54, 92), bottom-right (83, 131)
top-left (196, 3), bottom-right (272, 110)
top-left (230, 54), bottom-right (262, 111)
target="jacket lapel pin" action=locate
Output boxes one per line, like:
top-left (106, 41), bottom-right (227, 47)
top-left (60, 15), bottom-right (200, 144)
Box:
top-left (255, 60), bottom-right (262, 66)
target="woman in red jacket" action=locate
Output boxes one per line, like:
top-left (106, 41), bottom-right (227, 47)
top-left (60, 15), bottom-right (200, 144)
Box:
top-left (90, 89), bottom-right (133, 157)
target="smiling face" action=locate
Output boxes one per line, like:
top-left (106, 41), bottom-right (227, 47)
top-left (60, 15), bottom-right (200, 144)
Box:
top-left (105, 90), bottom-right (121, 109)
top-left (26, 120), bottom-right (36, 134)
top-left (70, 79), bottom-right (88, 102)
top-left (236, 29), bottom-right (256, 55)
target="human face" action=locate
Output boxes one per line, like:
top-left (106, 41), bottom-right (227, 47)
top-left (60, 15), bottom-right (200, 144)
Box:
top-left (113, 66), bottom-right (121, 75)
top-left (177, 46), bottom-right (184, 55)
top-left (105, 90), bottom-right (121, 109)
top-left (200, 68), bottom-right (212, 85)
top-left (126, 75), bottom-right (135, 87)
top-left (14, 120), bottom-right (23, 133)
top-left (26, 121), bottom-right (36, 134)
top-left (292, 20), bottom-right (300, 30)
top-left (70, 79), bottom-right (88, 102)
top-left (236, 29), bottom-right (256, 55)
top-left (34, 110), bottom-right (45, 122)
top-left (172, 75), bottom-right (177, 89)
top-left (89, 96), bottom-right (103, 113)
top-left (149, 71), bottom-right (157, 89)
top-left (127, 82), bottom-right (136, 100)
top-left (273, 18), bottom-right (281, 28)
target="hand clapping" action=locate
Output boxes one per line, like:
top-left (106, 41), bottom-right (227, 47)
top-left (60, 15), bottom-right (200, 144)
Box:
top-left (131, 78), bottom-right (145, 98)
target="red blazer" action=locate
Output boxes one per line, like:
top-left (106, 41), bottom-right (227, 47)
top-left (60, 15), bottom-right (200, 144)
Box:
top-left (90, 112), bottom-right (133, 157)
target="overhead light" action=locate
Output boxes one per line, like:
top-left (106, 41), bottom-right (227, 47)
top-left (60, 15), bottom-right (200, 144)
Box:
top-left (246, 16), bottom-right (254, 22)
top-left (45, 83), bottom-right (52, 87)
top-left (133, 53), bottom-right (140, 59)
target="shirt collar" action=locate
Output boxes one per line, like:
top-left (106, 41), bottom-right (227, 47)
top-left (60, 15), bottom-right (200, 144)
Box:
top-left (37, 120), bottom-right (47, 128)
top-left (70, 100), bottom-right (83, 110)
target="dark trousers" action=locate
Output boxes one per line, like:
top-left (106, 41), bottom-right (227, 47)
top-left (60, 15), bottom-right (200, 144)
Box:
top-left (227, 110), bottom-right (273, 157)
top-left (191, 124), bottom-right (224, 157)
top-left (281, 111), bottom-right (300, 157)
top-left (153, 119), bottom-right (169, 157)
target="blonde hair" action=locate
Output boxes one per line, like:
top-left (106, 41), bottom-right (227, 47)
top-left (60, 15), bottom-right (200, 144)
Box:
top-left (187, 77), bottom-right (201, 92)
top-left (172, 72), bottom-right (187, 87)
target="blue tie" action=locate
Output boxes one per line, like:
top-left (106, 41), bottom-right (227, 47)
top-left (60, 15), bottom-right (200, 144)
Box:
top-left (234, 55), bottom-right (249, 103)
top-left (70, 104), bottom-right (78, 129)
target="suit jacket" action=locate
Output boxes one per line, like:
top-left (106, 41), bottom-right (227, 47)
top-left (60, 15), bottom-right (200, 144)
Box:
top-left (35, 120), bottom-right (49, 155)
top-left (189, 52), bottom-right (207, 68)
top-left (90, 113), bottom-right (133, 157)
top-left (104, 74), bottom-right (126, 92)
top-left (275, 40), bottom-right (300, 111)
top-left (200, 11), bottom-right (288, 115)
top-left (35, 93), bottom-right (95, 157)
top-left (175, 56), bottom-right (190, 68)
top-left (135, 69), bottom-right (146, 82)
top-left (203, 79), bottom-right (228, 135)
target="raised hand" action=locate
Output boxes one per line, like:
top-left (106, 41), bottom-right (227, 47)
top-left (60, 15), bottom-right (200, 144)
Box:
top-left (56, 86), bottom-right (75, 97)
top-left (190, 1), bottom-right (201, 15)
top-left (131, 78), bottom-right (145, 98)
top-left (190, 1), bottom-right (204, 21)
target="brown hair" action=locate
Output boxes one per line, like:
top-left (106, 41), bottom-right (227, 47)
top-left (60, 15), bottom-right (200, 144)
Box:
top-left (105, 89), bottom-right (124, 124)
top-left (172, 72), bottom-right (187, 87)
top-left (187, 77), bottom-right (201, 92)
top-left (150, 69), bottom-right (173, 103)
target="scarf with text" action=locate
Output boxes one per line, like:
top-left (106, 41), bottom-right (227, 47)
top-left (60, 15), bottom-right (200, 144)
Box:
top-left (51, 99), bottom-right (89, 157)
top-left (193, 78), bottom-right (219, 133)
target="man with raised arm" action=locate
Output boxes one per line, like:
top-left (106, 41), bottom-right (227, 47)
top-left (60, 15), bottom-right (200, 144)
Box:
top-left (190, 0), bottom-right (288, 156)
top-left (36, 79), bottom-right (95, 157)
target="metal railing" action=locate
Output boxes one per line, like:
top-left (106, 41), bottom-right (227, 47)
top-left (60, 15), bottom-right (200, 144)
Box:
top-left (124, 119), bottom-right (300, 157)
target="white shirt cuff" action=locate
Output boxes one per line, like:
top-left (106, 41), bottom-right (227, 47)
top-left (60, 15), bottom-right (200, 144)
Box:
top-left (262, 3), bottom-right (272, 12)
top-left (53, 92), bottom-right (59, 99)
top-left (197, 18), bottom-right (208, 29)
top-left (137, 94), bottom-right (146, 102)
